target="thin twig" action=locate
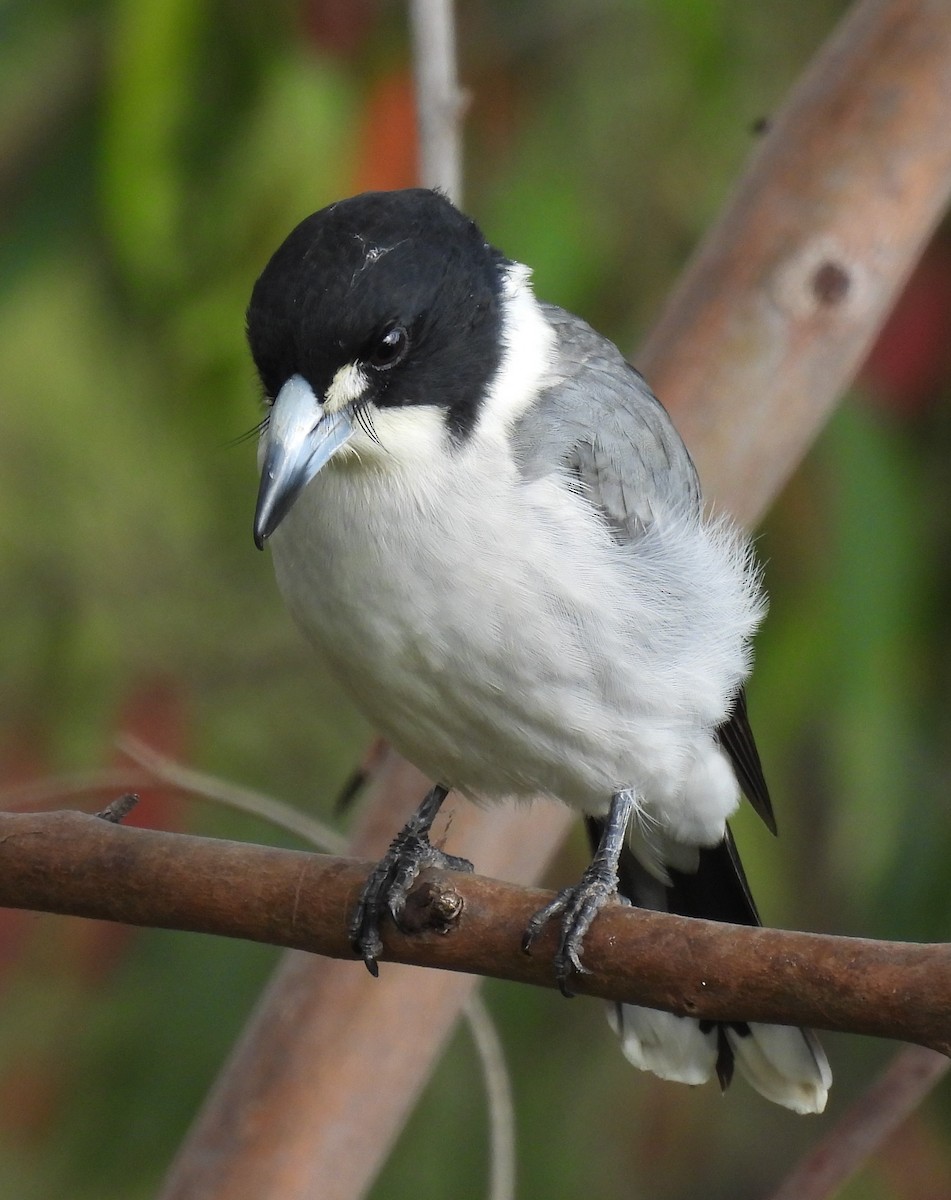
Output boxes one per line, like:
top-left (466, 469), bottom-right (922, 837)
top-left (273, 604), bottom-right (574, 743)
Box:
top-left (464, 993), bottom-right (517, 1200)
top-left (0, 768), bottom-right (157, 811)
top-left (409, 0), bottom-right (464, 202)
top-left (95, 793), bottom-right (140, 823)
top-left (117, 735), bottom-right (348, 854)
top-left (0, 743), bottom-right (347, 855)
top-left (767, 1045), bottom-right (951, 1200)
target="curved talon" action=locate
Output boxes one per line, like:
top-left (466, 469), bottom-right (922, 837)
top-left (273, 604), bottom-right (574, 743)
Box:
top-left (524, 873), bottom-right (619, 995)
top-left (521, 888), bottom-right (571, 954)
top-left (522, 791), bottom-right (633, 988)
top-left (350, 884), bottom-right (388, 973)
top-left (350, 832), bottom-right (474, 974)
top-left (440, 851), bottom-right (475, 874)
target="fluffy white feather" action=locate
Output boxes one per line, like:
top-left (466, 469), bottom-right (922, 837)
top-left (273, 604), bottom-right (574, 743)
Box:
top-left (271, 424), bottom-right (761, 832)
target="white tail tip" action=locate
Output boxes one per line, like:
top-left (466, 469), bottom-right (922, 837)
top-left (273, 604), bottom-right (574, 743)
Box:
top-left (610, 1004), bottom-right (718, 1086)
top-left (609, 1005), bottom-right (832, 1113)
top-left (726, 1023), bottom-right (831, 1114)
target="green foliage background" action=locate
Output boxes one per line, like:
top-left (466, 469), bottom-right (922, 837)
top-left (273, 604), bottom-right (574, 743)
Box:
top-left (2, 1), bottom-right (950, 1196)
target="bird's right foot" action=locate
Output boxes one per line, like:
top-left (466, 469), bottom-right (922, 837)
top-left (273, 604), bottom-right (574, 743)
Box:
top-left (349, 784), bottom-right (471, 973)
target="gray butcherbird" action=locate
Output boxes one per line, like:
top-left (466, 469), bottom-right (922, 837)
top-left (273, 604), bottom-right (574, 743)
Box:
top-left (248, 188), bottom-right (830, 1113)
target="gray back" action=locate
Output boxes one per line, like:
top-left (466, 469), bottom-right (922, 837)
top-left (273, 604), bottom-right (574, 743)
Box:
top-left (512, 304), bottom-right (700, 538)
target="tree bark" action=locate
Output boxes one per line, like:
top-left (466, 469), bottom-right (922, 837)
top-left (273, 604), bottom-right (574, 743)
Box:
top-left (2, 807), bottom-right (950, 1053)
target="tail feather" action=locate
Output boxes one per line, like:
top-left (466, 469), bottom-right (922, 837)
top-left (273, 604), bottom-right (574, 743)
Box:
top-left (726, 1023), bottom-right (831, 1114)
top-left (587, 818), bottom-right (830, 1113)
top-left (609, 1003), bottom-right (717, 1085)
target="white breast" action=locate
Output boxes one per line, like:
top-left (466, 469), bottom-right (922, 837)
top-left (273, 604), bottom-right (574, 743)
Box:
top-left (268, 433), bottom-right (761, 843)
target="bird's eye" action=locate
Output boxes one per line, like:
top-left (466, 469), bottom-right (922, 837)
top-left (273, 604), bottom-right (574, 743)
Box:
top-left (367, 326), bottom-right (409, 370)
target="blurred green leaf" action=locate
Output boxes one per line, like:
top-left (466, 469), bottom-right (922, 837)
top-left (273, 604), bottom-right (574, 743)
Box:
top-left (100, 0), bottom-right (208, 292)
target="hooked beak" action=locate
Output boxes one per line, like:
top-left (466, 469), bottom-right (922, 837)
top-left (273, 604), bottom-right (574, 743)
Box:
top-left (253, 374), bottom-right (354, 549)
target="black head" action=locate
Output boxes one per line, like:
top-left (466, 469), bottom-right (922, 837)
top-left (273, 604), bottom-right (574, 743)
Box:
top-left (246, 189), bottom-right (509, 441)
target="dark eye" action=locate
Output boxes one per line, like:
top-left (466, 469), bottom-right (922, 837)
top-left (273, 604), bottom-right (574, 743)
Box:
top-left (367, 326), bottom-right (409, 370)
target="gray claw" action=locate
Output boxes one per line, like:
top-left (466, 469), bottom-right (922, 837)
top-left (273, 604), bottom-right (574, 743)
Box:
top-left (524, 871), bottom-right (618, 993)
top-left (351, 835), bottom-right (474, 974)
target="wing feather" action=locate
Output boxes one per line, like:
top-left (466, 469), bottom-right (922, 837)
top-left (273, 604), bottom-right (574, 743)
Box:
top-left (514, 304), bottom-right (774, 832)
top-left (716, 687), bottom-right (776, 833)
top-left (511, 304), bottom-right (700, 536)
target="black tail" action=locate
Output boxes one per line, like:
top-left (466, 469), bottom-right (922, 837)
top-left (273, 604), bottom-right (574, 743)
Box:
top-left (588, 817), bottom-right (831, 1111)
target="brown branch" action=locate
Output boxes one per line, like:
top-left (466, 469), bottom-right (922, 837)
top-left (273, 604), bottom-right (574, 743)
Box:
top-left (767, 1045), bottom-right (951, 1200)
top-left (165, 754), bottom-right (570, 1200)
top-left (3, 808), bottom-right (951, 1054)
top-left (156, 2), bottom-right (951, 1197)
top-left (641, 0), bottom-right (951, 527)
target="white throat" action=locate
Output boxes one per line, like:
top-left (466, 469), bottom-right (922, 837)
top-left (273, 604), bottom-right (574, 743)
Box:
top-left (478, 262), bottom-right (555, 439)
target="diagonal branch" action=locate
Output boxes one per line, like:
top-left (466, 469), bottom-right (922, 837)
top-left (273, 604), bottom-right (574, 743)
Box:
top-left (767, 1045), bottom-right (951, 1200)
top-left (640, 0), bottom-right (951, 525)
top-left (3, 809), bottom-right (951, 1054)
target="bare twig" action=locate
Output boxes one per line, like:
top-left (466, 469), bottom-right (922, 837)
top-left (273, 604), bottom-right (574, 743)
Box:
top-left (767, 1045), bottom-right (951, 1200)
top-left (117, 735), bottom-right (348, 854)
top-left (2, 808), bottom-right (950, 1053)
top-left (410, 0), bottom-right (464, 202)
top-left (0, 742), bottom-right (347, 855)
top-left (465, 993), bottom-right (517, 1200)
top-left (0, 768), bottom-right (157, 810)
top-left (121, 737), bottom-right (514, 1200)
top-left (160, 756), bottom-right (538, 1200)
top-left (94, 793), bottom-right (140, 823)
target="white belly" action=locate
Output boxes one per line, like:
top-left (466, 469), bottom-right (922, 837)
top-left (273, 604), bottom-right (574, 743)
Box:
top-left (268, 446), bottom-right (759, 840)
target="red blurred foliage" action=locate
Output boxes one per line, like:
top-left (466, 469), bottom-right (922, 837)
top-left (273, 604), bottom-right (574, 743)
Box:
top-left (351, 67), bottom-right (419, 195)
top-left (0, 1052), bottom-right (63, 1144)
top-left (0, 909), bottom-right (29, 983)
top-left (861, 234), bottom-right (951, 417)
top-left (0, 680), bottom-right (188, 980)
top-left (0, 677), bottom-right (189, 1137)
top-left (470, 65), bottom-right (519, 160)
top-left (0, 725), bottom-right (48, 977)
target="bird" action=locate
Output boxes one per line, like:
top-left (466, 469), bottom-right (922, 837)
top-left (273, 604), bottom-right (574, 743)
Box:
top-left (248, 187), bottom-right (831, 1114)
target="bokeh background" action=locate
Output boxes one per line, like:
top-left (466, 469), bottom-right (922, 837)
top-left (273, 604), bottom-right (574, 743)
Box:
top-left (3, 1), bottom-right (951, 1196)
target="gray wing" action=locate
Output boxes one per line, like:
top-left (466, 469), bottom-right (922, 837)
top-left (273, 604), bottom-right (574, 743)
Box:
top-left (511, 303), bottom-right (701, 536)
top-left (512, 304), bottom-right (774, 831)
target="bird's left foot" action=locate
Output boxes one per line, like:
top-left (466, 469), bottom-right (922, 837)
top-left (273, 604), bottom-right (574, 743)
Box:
top-left (522, 862), bottom-right (619, 997)
top-left (350, 827), bottom-right (473, 975)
